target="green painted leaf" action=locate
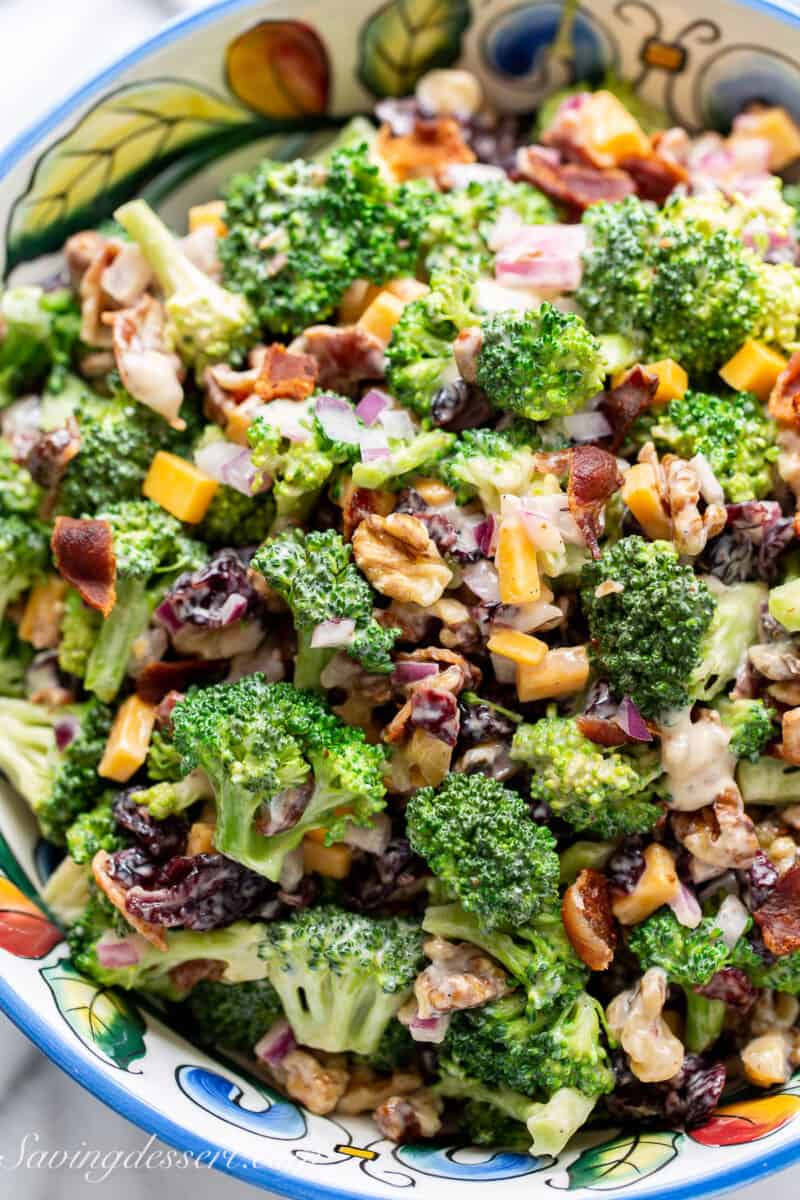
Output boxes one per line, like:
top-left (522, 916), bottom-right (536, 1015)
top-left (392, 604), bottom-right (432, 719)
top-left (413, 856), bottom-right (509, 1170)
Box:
top-left (41, 958), bottom-right (146, 1071)
top-left (358, 0), bottom-right (471, 97)
top-left (561, 1131), bottom-right (683, 1191)
top-left (0, 831), bottom-right (38, 901)
top-left (5, 78), bottom-right (256, 274)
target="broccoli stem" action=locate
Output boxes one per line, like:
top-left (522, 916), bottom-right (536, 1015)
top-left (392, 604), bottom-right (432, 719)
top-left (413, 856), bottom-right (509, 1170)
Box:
top-left (84, 576), bottom-right (149, 703)
top-left (293, 635), bottom-right (334, 693)
top-left (115, 199), bottom-right (201, 297)
top-left (684, 988), bottom-right (726, 1053)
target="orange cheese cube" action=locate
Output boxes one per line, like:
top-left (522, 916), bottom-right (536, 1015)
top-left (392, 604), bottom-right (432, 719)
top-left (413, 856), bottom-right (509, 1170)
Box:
top-left (224, 396), bottom-right (264, 445)
top-left (720, 339), bottom-right (788, 402)
top-left (516, 645), bottom-right (589, 703)
top-left (612, 844), bottom-right (679, 925)
top-left (579, 91), bottom-right (651, 165)
top-left (357, 291), bottom-right (406, 344)
top-left (487, 628), bottom-right (548, 667)
top-left (622, 462), bottom-right (671, 540)
top-left (643, 359), bottom-right (688, 405)
top-left (302, 838), bottom-right (353, 879)
top-left (143, 451), bottom-right (219, 523)
top-left (386, 278), bottom-right (430, 303)
top-left (496, 519), bottom-right (541, 605)
top-left (734, 107), bottom-right (800, 170)
top-left (338, 279), bottom-right (382, 324)
top-left (188, 201), bottom-right (227, 237)
top-left (99, 696), bottom-right (156, 783)
top-left (18, 576), bottom-right (68, 649)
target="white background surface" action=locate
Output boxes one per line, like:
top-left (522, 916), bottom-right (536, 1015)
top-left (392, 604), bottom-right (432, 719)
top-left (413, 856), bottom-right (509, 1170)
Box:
top-left (0, 0), bottom-right (796, 1195)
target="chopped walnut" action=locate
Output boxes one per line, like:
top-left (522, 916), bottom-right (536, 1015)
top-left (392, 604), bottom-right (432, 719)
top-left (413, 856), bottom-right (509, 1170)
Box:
top-left (755, 815), bottom-right (799, 875)
top-left (672, 787), bottom-right (759, 870)
top-left (749, 641), bottom-right (800, 681)
top-left (274, 1048), bottom-right (349, 1115)
top-left (782, 708), bottom-right (800, 766)
top-left (395, 647), bottom-right (481, 695)
top-left (562, 869), bottom-right (617, 971)
top-left (411, 936), bottom-right (510, 1019)
top-left (352, 513), bottom-right (453, 606)
top-left (662, 453), bottom-right (727, 557)
top-left (91, 850), bottom-right (166, 950)
top-left (750, 990), bottom-right (800, 1037)
top-left (741, 1031), bottom-right (795, 1087)
top-left (337, 1066), bottom-right (423, 1115)
top-left (373, 1090), bottom-right (444, 1142)
top-left (778, 427), bottom-right (800, 498)
top-left (606, 967), bottom-right (685, 1083)
top-left (65, 229), bottom-right (108, 289)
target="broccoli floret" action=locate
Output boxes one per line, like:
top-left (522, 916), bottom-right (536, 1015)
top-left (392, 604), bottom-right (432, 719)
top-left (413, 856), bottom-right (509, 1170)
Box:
top-left (689, 579), bottom-right (766, 702)
top-left (714, 697), bottom-right (776, 761)
top-left (423, 901), bottom-right (587, 1017)
top-left (197, 484), bottom-right (275, 547)
top-left (0, 617), bottom-right (33, 696)
top-left (737, 755), bottom-right (800, 806)
top-left (0, 439), bottom-right (41, 515)
top-left (252, 529), bottom-right (398, 689)
top-left (41, 855), bottom-right (91, 925)
top-left (438, 425), bottom-right (540, 511)
top-left (220, 144), bottom-right (433, 335)
top-left (84, 500), bottom-right (205, 702)
top-left (733, 936), bottom-right (800, 995)
top-left (115, 200), bottom-right (257, 372)
top-left (171, 676), bottom-right (386, 881)
top-left (258, 904), bottom-right (424, 1055)
top-left (421, 177), bottom-right (555, 275)
top-left (628, 907), bottom-right (731, 988)
top-left (183, 978), bottom-right (283, 1052)
top-left (247, 409), bottom-right (339, 529)
top-left (442, 1073), bottom-right (597, 1157)
top-left (0, 514), bottom-right (49, 620)
top-left (577, 196), bottom-right (659, 350)
top-left (752, 260), bottom-right (800, 353)
top-left (476, 304), bottom-right (606, 423)
top-left (0, 696), bottom-right (112, 842)
top-left (146, 727), bottom-right (183, 782)
top-left (58, 588), bottom-right (101, 679)
top-left (511, 712), bottom-right (662, 838)
top-left (407, 774), bottom-right (559, 932)
top-left (65, 791), bottom-right (124, 864)
top-left (461, 1097), bottom-right (533, 1150)
top-left (385, 271), bottom-right (478, 418)
top-left (354, 1020), bottom-right (416, 1073)
top-left (580, 536), bottom-right (716, 719)
top-left (350, 429), bottom-right (454, 491)
top-left (0, 286), bottom-right (80, 404)
top-left (645, 390), bottom-right (778, 503)
top-left (132, 770), bottom-right (213, 820)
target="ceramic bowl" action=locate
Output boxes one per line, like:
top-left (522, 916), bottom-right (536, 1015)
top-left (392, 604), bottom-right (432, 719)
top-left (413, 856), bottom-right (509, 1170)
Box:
top-left (3, 0), bottom-right (800, 1196)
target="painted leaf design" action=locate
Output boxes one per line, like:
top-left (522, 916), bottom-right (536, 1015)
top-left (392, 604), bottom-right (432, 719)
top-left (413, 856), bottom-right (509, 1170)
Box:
top-left (689, 1094), bottom-right (800, 1147)
top-left (176, 1064), bottom-right (306, 1139)
top-left (0, 830), bottom-right (41, 901)
top-left (5, 79), bottom-right (252, 273)
top-left (41, 958), bottom-right (146, 1071)
top-left (357, 0), bottom-right (471, 98)
top-left (558, 1131), bottom-right (683, 1191)
top-left (226, 20), bottom-right (330, 118)
top-left (0, 877), bottom-right (62, 958)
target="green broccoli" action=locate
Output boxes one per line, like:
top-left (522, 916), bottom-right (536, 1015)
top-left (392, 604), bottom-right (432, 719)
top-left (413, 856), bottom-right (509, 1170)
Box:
top-left (0, 514), bottom-right (49, 620)
top-left (737, 755), bottom-right (800, 806)
top-left (349, 429), bottom-right (454, 491)
top-left (476, 304), bottom-right (606, 422)
top-left (115, 200), bottom-right (257, 372)
top-left (421, 177), bottom-right (555, 276)
top-left (65, 791), bottom-right (124, 864)
top-left (170, 676), bottom-right (387, 881)
top-left (0, 617), bottom-right (33, 696)
top-left (0, 696), bottom-right (112, 842)
top-left (84, 500), bottom-right (205, 702)
top-left (733, 936), bottom-right (800, 995)
top-left (41, 855), bottom-right (91, 925)
top-left (769, 576), bottom-right (800, 632)
top-left (439, 1074), bottom-right (598, 1157)
top-left (407, 773), bottom-right (560, 931)
top-left (752, 260), bottom-right (800, 353)
top-left (578, 196), bottom-right (658, 350)
top-left (0, 286), bottom-right (80, 404)
top-left (183, 978), bottom-right (284, 1052)
top-left (131, 770), bottom-right (213, 820)
top-left (580, 536), bottom-right (716, 719)
top-left (146, 727), bottom-right (183, 782)
top-left (197, 484), bottom-right (275, 547)
top-left (0, 439), bottom-right (42, 515)
top-left (220, 144), bottom-right (433, 335)
top-left (511, 712), bottom-right (663, 838)
top-left (58, 588), bottom-right (101, 679)
top-left (644, 390), bottom-right (778, 503)
top-left (714, 697), bottom-right (775, 761)
top-left (258, 904), bottom-right (424, 1055)
top-left (247, 410), bottom-right (339, 529)
top-left (354, 1020), bottom-right (416, 1074)
top-left (385, 271), bottom-right (478, 418)
top-left (689, 579), bottom-right (766, 702)
top-left (438, 425), bottom-right (540, 512)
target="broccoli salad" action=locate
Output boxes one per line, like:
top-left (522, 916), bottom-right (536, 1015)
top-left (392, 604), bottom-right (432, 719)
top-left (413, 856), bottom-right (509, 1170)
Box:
top-left (6, 66), bottom-right (800, 1155)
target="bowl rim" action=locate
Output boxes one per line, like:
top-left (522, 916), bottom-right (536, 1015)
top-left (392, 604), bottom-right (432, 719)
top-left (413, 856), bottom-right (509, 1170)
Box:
top-left (2, 0), bottom-right (800, 1195)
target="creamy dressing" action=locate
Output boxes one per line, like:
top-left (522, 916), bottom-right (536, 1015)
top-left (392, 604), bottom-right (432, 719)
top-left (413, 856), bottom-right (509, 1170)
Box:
top-left (658, 707), bottom-right (737, 812)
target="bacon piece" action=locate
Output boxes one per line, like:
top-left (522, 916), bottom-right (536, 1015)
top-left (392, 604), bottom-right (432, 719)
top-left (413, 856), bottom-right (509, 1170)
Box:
top-left (769, 352), bottom-right (800, 427)
top-left (255, 343), bottom-right (318, 402)
top-left (155, 689), bottom-right (183, 731)
top-left (290, 325), bottom-right (387, 396)
top-left (65, 230), bottom-right (109, 290)
top-left (597, 365), bottom-right (659, 452)
top-left (754, 862), bottom-right (800, 955)
top-left (92, 850), bottom-right (166, 951)
top-left (168, 958), bottom-right (226, 993)
top-left (106, 295), bottom-right (185, 429)
top-left (516, 145), bottom-right (635, 215)
top-left (376, 118), bottom-right (475, 183)
top-left (136, 658), bottom-right (228, 705)
top-left (567, 445), bottom-right (624, 558)
top-left (620, 151), bottom-right (687, 205)
top-left (577, 714), bottom-right (630, 747)
top-left (562, 868), bottom-right (617, 971)
top-left (51, 516), bottom-right (116, 616)
top-left (79, 240), bottom-right (119, 348)
top-left (25, 417), bottom-right (81, 517)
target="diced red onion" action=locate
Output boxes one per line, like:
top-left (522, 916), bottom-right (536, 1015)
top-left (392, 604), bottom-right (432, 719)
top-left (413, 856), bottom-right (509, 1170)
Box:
top-left (495, 223), bottom-right (586, 292)
top-left (356, 388), bottom-right (391, 426)
top-left (1, 394), bottom-right (42, 459)
top-left (127, 625), bottom-right (169, 677)
top-left (227, 643), bottom-right (285, 684)
top-left (359, 428), bottom-right (391, 462)
top-left (255, 1019), bottom-right (296, 1068)
top-left (491, 652), bottom-right (517, 685)
top-left (343, 812), bottom-right (392, 855)
top-left (393, 661), bottom-right (439, 684)
top-left (475, 514), bottom-right (499, 557)
top-left (217, 593), bottom-right (249, 626)
top-left (25, 651), bottom-right (63, 699)
top-left (247, 400), bottom-right (311, 443)
top-left (315, 394), bottom-right (361, 445)
top-left (54, 714), bottom-right (80, 751)
top-left (195, 441), bottom-right (258, 496)
top-left (462, 560), bottom-right (501, 604)
top-left (668, 883), bottom-right (703, 930)
top-left (690, 453), bottom-right (725, 507)
top-left (379, 408), bottom-right (416, 441)
top-left (154, 597), bottom-right (182, 634)
top-left (278, 847), bottom-right (305, 893)
top-left (615, 695), bottom-right (652, 742)
top-left (406, 1011), bottom-right (451, 1044)
top-left (488, 206), bottom-right (527, 251)
top-left (716, 894), bottom-right (750, 950)
top-left (518, 508), bottom-right (563, 553)
top-left (441, 162), bottom-right (507, 189)
top-left (492, 600), bottom-right (563, 632)
top-left (520, 495), bottom-right (583, 545)
top-left (561, 410), bottom-right (613, 442)
top-left (310, 618), bottom-right (356, 648)
top-left (96, 937), bottom-right (140, 968)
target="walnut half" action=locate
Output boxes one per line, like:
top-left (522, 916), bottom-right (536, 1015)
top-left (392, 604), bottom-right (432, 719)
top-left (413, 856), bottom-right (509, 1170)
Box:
top-left (353, 513), bottom-right (453, 607)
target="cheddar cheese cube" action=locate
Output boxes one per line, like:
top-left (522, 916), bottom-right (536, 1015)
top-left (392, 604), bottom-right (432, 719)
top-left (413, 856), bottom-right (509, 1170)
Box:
top-left (18, 576), bottom-right (68, 649)
top-left (579, 91), bottom-right (651, 165)
top-left (643, 359), bottom-right (688, 405)
top-left (621, 462), bottom-right (671, 540)
top-left (143, 451), bottom-right (218, 523)
top-left (516, 645), bottom-right (590, 703)
top-left (188, 201), bottom-right (227, 237)
top-left (99, 695), bottom-right (156, 783)
top-left (302, 838), bottom-right (353, 879)
top-left (720, 339), bottom-right (788, 402)
top-left (496, 519), bottom-right (541, 605)
top-left (357, 291), bottom-right (406, 343)
top-left (487, 628), bottom-right (548, 667)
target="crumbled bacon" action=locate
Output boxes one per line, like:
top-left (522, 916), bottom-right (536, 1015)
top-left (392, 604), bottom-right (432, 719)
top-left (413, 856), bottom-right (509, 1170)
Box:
top-left (562, 868), bottom-right (617, 970)
top-left (568, 445), bottom-right (624, 558)
top-left (255, 343), bottom-right (318, 402)
top-left (92, 849), bottom-right (166, 950)
top-left (619, 151), bottom-right (687, 204)
top-left (135, 658), bottom-right (228, 705)
top-left (79, 240), bottom-right (119, 348)
top-left (341, 481), bottom-right (395, 541)
top-left (577, 714), bottom-right (630, 747)
top-left (754, 862), bottom-right (800, 955)
top-left (769, 352), bottom-right (800, 427)
top-left (106, 295), bottom-right (185, 428)
top-left (376, 118), bottom-right (475, 183)
top-left (65, 230), bottom-right (108, 290)
top-left (516, 145), bottom-right (635, 215)
top-left (597, 365), bottom-right (659, 452)
top-left (51, 516), bottom-right (116, 616)
top-left (289, 325), bottom-right (386, 396)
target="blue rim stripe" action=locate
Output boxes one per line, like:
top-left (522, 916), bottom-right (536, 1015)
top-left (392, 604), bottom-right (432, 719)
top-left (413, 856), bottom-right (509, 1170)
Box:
top-left (2, 0), bottom-right (800, 1194)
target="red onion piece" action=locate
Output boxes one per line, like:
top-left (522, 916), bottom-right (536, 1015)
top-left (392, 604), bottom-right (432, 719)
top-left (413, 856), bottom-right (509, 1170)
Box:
top-left (668, 883), bottom-right (703, 930)
top-left (310, 618), bottom-right (356, 648)
top-left (518, 508), bottom-right (563, 552)
top-left (359, 428), bottom-right (391, 462)
top-left (54, 714), bottom-right (80, 751)
top-left (343, 812), bottom-right (392, 855)
top-left (217, 593), bottom-right (249, 626)
top-left (195, 441), bottom-right (258, 496)
top-left (154, 597), bottom-right (182, 634)
top-left (255, 1019), bottom-right (297, 1068)
top-left (520, 495), bottom-right (583, 545)
top-left (379, 408), bottom-right (416, 441)
top-left (441, 162), bottom-right (507, 189)
top-left (495, 223), bottom-right (586, 292)
top-left (393, 661), bottom-right (439, 684)
top-left (96, 937), bottom-right (140, 968)
top-left (475, 514), bottom-right (498, 557)
top-left (462, 560), bottom-right (501, 604)
top-left (716, 894), bottom-right (750, 950)
top-left (492, 600), bottom-right (563, 632)
top-left (356, 388), bottom-right (391, 426)
top-left (246, 400), bottom-right (311, 444)
top-left (316, 394), bottom-right (361, 444)
top-left (406, 1011), bottom-right (451, 1044)
top-left (615, 695), bottom-right (652, 742)
top-left (561, 410), bottom-right (613, 442)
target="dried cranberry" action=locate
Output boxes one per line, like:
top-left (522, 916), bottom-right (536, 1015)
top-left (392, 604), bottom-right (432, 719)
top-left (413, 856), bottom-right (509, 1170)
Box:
top-left (157, 548), bottom-right (265, 632)
top-left (430, 380), bottom-right (492, 432)
top-left (747, 850), bottom-right (779, 908)
top-left (342, 837), bottom-right (428, 912)
top-left (458, 698), bottom-right (516, 746)
top-left (124, 853), bottom-right (274, 930)
top-left (113, 792), bottom-right (188, 861)
top-left (696, 967), bottom-right (756, 1012)
top-left (106, 847), bottom-right (160, 889)
top-left (678, 1057), bottom-right (727, 1129)
top-left (700, 502), bottom-right (794, 585)
top-left (607, 1051), bottom-right (726, 1130)
top-left (607, 837), bottom-right (647, 894)
top-left (410, 688), bottom-right (459, 746)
